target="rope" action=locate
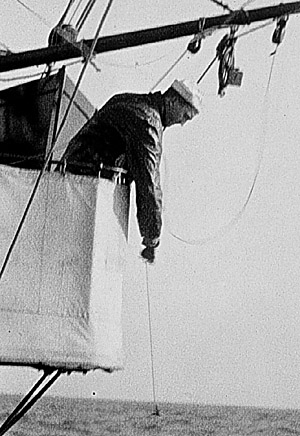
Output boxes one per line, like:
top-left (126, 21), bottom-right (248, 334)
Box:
top-left (164, 50), bottom-right (278, 246)
top-left (145, 263), bottom-right (160, 416)
top-left (0, 0), bottom-right (116, 281)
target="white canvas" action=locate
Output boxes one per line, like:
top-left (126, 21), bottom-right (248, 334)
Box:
top-left (0, 165), bottom-right (129, 372)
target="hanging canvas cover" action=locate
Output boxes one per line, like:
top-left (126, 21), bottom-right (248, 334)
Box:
top-left (0, 69), bottom-right (94, 169)
top-left (0, 164), bottom-right (129, 372)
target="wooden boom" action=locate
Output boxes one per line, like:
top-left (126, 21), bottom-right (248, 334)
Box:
top-left (0, 1), bottom-right (299, 73)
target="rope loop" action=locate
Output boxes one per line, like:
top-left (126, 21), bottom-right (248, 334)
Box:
top-left (165, 51), bottom-right (279, 247)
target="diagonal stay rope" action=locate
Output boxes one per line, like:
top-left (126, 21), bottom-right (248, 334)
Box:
top-left (0, 0), bottom-right (116, 281)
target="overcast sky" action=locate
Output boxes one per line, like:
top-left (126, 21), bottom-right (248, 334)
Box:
top-left (1, 0), bottom-right (300, 410)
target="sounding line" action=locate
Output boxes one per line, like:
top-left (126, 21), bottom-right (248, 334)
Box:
top-left (145, 263), bottom-right (160, 416)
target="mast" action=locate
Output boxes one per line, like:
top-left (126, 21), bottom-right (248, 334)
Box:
top-left (0, 1), bottom-right (299, 73)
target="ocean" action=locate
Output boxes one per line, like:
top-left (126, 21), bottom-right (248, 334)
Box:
top-left (0, 394), bottom-right (299, 435)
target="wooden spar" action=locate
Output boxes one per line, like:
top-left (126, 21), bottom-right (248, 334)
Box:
top-left (0, 1), bottom-right (300, 73)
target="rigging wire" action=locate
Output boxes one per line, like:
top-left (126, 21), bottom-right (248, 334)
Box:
top-left (145, 263), bottom-right (160, 416)
top-left (0, 0), bottom-right (116, 282)
top-left (150, 50), bottom-right (188, 92)
top-left (14, 0), bottom-right (51, 27)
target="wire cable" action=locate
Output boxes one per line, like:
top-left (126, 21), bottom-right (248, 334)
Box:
top-left (145, 263), bottom-right (160, 416)
top-left (0, 0), bottom-right (116, 281)
top-left (150, 49), bottom-right (188, 92)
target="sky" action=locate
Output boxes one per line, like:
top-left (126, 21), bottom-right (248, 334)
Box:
top-left (1, 0), bottom-right (300, 410)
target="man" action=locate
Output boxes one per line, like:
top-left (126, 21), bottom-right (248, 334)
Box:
top-left (62, 79), bottom-right (202, 263)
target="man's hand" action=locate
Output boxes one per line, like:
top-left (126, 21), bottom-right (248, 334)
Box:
top-left (141, 246), bottom-right (156, 264)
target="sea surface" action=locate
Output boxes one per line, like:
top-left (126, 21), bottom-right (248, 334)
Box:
top-left (0, 394), bottom-right (300, 435)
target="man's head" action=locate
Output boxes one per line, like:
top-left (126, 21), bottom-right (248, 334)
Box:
top-left (163, 80), bottom-right (202, 127)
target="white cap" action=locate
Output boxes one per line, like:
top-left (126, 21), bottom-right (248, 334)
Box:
top-left (171, 79), bottom-right (202, 113)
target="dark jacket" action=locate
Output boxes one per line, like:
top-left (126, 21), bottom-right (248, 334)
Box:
top-left (63, 91), bottom-right (166, 245)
